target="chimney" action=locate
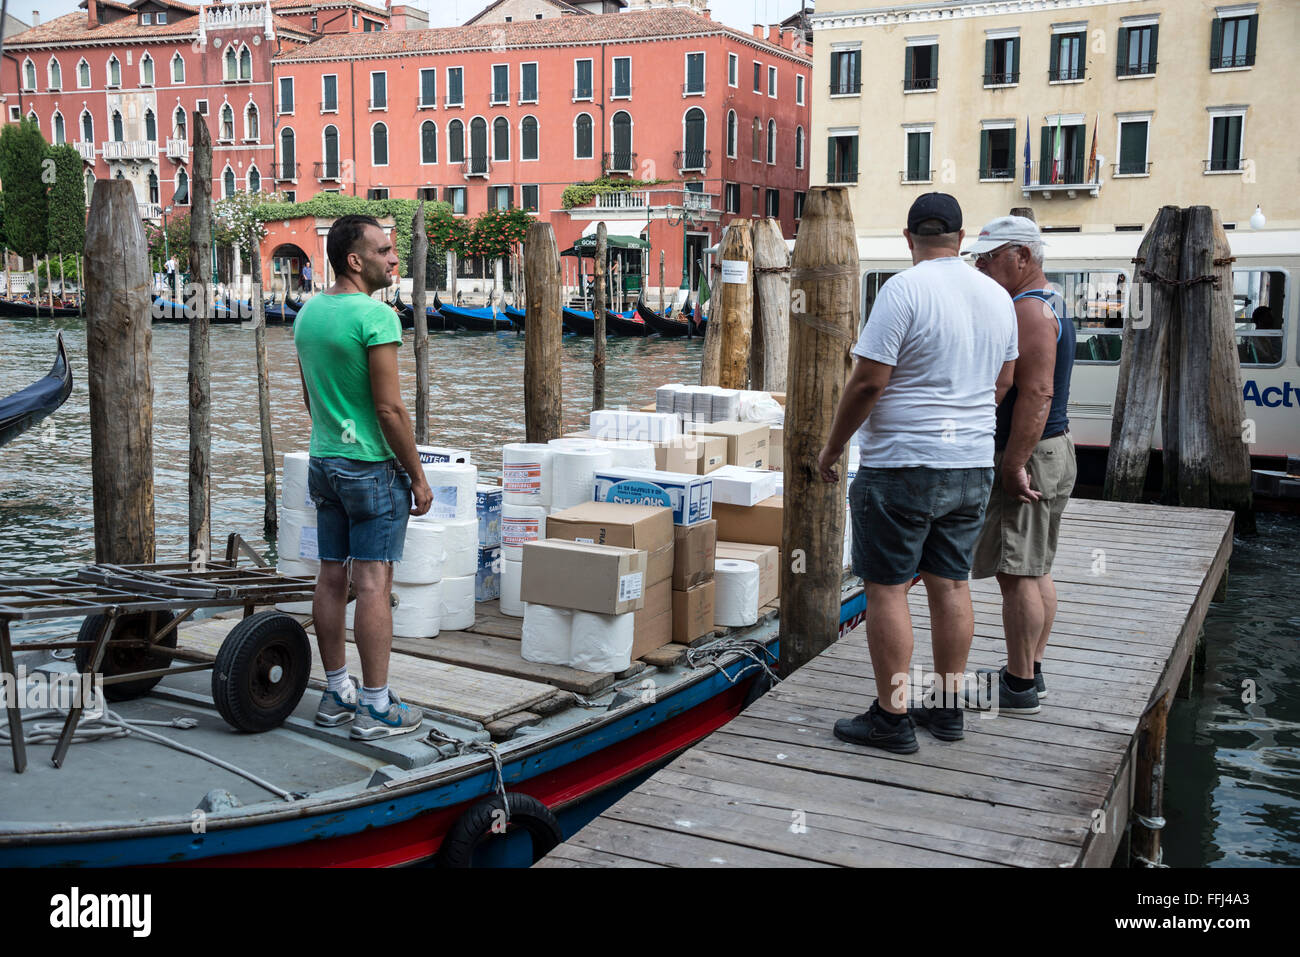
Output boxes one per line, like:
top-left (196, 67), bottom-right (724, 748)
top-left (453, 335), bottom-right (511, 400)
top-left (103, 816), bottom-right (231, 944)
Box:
top-left (752, 24), bottom-right (764, 40)
top-left (769, 24), bottom-right (780, 43)
top-left (86, 0), bottom-right (96, 28)
top-left (701, 7), bottom-right (711, 20)
top-left (31, 11), bottom-right (40, 27)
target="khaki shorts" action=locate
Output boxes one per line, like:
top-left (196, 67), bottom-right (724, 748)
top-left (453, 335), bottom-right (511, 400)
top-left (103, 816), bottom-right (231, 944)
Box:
top-left (971, 433), bottom-right (1077, 579)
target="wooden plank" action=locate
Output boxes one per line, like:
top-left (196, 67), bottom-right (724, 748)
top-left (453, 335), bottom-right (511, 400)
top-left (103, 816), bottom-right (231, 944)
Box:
top-left (388, 630), bottom-right (615, 696)
top-left (535, 845), bottom-right (667, 868)
top-left (640, 643), bottom-right (688, 668)
top-left (466, 602), bottom-right (523, 640)
top-left (485, 710), bottom-right (541, 741)
top-left (564, 816), bottom-right (832, 868)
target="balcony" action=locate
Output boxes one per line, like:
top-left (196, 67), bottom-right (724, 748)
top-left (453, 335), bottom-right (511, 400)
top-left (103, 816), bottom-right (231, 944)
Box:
top-left (1021, 159), bottom-right (1101, 198)
top-left (829, 79), bottom-right (861, 95)
top-left (102, 140), bottom-right (156, 161)
top-left (166, 137), bottom-right (189, 161)
top-left (1211, 53), bottom-right (1254, 70)
top-left (74, 141), bottom-right (96, 162)
top-left (608, 85), bottom-right (631, 99)
top-left (1049, 67), bottom-right (1086, 82)
top-left (571, 87), bottom-right (594, 101)
top-left (682, 190), bottom-right (714, 212)
top-left (982, 71), bottom-right (1020, 86)
top-left (273, 162), bottom-right (301, 181)
top-left (595, 190), bottom-right (649, 210)
top-left (979, 165), bottom-right (1016, 181)
top-left (138, 203), bottom-right (161, 220)
top-left (900, 169), bottom-right (935, 184)
top-left (827, 160), bottom-right (858, 184)
top-left (314, 161), bottom-right (343, 182)
top-left (1204, 157), bottom-right (1246, 173)
top-left (1113, 161), bottom-right (1151, 177)
top-left (368, 98), bottom-right (387, 111)
top-left (602, 151), bottom-right (637, 175)
top-left (462, 156), bottom-right (490, 178)
top-left (1117, 60), bottom-right (1156, 77)
top-left (903, 76), bottom-right (937, 92)
top-left (674, 149), bottom-right (710, 173)
top-left (443, 95), bottom-right (464, 108)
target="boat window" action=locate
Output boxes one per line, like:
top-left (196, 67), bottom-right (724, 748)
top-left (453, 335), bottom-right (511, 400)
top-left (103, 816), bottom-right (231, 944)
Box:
top-left (1233, 270), bottom-right (1286, 367)
top-left (860, 271), bottom-right (899, 334)
top-left (1046, 270), bottom-right (1126, 365)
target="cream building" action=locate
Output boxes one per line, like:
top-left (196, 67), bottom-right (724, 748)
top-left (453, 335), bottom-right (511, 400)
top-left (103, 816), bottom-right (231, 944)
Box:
top-left (809, 0), bottom-right (1297, 235)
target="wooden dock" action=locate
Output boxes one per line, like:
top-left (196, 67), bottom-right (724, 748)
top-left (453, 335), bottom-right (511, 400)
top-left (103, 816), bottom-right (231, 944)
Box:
top-left (536, 498), bottom-right (1234, 868)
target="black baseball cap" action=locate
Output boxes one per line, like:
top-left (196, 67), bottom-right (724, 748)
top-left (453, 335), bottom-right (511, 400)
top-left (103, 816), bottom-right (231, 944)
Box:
top-left (907, 193), bottom-right (963, 234)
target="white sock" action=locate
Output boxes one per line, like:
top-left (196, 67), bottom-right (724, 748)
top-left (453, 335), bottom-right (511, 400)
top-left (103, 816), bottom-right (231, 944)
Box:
top-left (361, 685), bottom-right (391, 710)
top-left (325, 667), bottom-right (352, 695)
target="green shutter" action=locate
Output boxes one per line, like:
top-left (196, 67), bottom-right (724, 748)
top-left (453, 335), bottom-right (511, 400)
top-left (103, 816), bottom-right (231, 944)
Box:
top-left (1049, 36), bottom-right (1061, 78)
top-left (849, 136), bottom-right (858, 177)
top-left (1149, 26), bottom-right (1159, 72)
top-left (832, 52), bottom-right (841, 90)
top-left (1040, 126), bottom-right (1053, 180)
top-left (1071, 126), bottom-right (1086, 181)
top-left (1210, 18), bottom-right (1223, 67)
top-left (928, 45), bottom-right (937, 81)
top-left (1228, 115), bottom-right (1242, 167)
top-left (904, 46), bottom-right (913, 86)
top-left (984, 39), bottom-right (993, 82)
top-left (979, 129), bottom-right (989, 177)
top-left (907, 133), bottom-right (920, 179)
top-left (1120, 122), bottom-right (1147, 173)
top-left (1116, 27), bottom-right (1128, 75)
top-left (853, 52), bottom-right (862, 89)
top-left (1008, 128), bottom-right (1016, 177)
top-left (1246, 14), bottom-right (1258, 64)
top-left (1010, 38), bottom-right (1020, 80)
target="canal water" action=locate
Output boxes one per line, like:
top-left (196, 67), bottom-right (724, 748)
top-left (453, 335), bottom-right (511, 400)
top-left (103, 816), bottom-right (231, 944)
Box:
top-left (1, 316), bottom-right (1296, 866)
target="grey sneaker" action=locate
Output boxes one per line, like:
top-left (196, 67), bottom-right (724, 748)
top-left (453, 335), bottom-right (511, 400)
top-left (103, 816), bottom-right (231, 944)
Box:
top-left (315, 677), bottom-right (359, 727)
top-left (965, 667), bottom-right (1041, 715)
top-left (351, 690), bottom-right (424, 740)
top-left (977, 665), bottom-right (1047, 699)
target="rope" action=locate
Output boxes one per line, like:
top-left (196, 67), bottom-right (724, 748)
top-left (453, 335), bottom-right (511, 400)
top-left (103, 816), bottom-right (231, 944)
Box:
top-left (1134, 812), bottom-right (1166, 830)
top-left (1139, 268), bottom-right (1220, 289)
top-left (790, 310), bottom-right (856, 343)
top-left (1132, 846), bottom-right (1168, 868)
top-left (424, 728), bottom-right (511, 823)
top-left (685, 637), bottom-right (782, 688)
top-left (791, 264), bottom-right (856, 284)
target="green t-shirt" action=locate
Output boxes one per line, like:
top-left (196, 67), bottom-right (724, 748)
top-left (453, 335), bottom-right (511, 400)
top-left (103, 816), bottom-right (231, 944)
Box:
top-left (293, 293), bottom-right (403, 461)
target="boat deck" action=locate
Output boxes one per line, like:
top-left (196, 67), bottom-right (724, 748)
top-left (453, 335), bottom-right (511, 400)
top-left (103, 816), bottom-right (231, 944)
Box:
top-left (536, 499), bottom-right (1234, 868)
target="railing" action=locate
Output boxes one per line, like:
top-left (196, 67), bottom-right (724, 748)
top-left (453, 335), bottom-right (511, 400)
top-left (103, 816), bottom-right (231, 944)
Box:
top-left (314, 161), bottom-right (342, 181)
top-left (138, 203), bottom-right (161, 220)
top-left (444, 95), bottom-right (464, 108)
top-left (518, 92), bottom-right (538, 105)
top-left (368, 98), bottom-right (386, 110)
top-left (827, 160), bottom-right (858, 184)
top-left (1117, 60), bottom-right (1156, 77)
top-left (1211, 53), bottom-right (1254, 69)
top-left (595, 190), bottom-right (649, 209)
top-left (982, 71), bottom-right (1019, 85)
top-left (201, 3), bottom-right (269, 32)
top-left (608, 85), bottom-right (631, 99)
top-left (74, 141), bottom-right (96, 162)
top-left (320, 101), bottom-right (339, 114)
top-left (1204, 157), bottom-right (1245, 172)
top-left (829, 79), bottom-right (861, 95)
top-left (674, 149), bottom-right (710, 172)
top-left (1050, 66), bottom-right (1086, 81)
top-left (1025, 159), bottom-right (1098, 187)
top-left (1113, 161), bottom-right (1151, 176)
top-left (680, 83), bottom-right (705, 95)
top-left (165, 137), bottom-right (189, 160)
top-left (903, 76), bottom-right (938, 91)
top-left (273, 161), bottom-right (300, 180)
top-left (900, 169), bottom-right (934, 183)
top-left (571, 87), bottom-right (594, 100)
top-left (682, 191), bottom-right (714, 212)
top-left (102, 140), bottom-right (155, 160)
top-left (602, 151), bottom-right (637, 174)
top-left (979, 165), bottom-right (1015, 180)
top-left (462, 156), bottom-right (490, 177)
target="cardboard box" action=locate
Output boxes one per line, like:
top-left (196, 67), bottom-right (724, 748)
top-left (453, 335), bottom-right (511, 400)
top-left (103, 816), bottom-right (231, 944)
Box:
top-left (654, 434), bottom-right (727, 475)
top-left (475, 546), bottom-right (501, 601)
top-left (709, 465), bottom-right (780, 507)
top-left (417, 445), bottom-right (472, 466)
top-left (520, 540), bottom-right (647, 615)
top-left (590, 409), bottom-right (681, 443)
top-left (769, 426), bottom-right (783, 471)
top-left (633, 578), bottom-right (673, 659)
top-left (672, 580), bottom-right (716, 645)
top-left (546, 502), bottom-right (674, 585)
top-left (717, 542), bottom-right (778, 607)
top-left (673, 519), bottom-right (716, 590)
top-left (476, 484), bottom-right (502, 547)
top-left (711, 495), bottom-right (783, 548)
top-left (593, 468), bottom-right (714, 527)
top-left (687, 421), bottom-right (769, 469)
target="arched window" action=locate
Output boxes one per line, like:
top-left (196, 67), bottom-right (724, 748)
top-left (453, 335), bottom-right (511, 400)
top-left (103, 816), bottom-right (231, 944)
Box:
top-left (172, 53), bottom-right (185, 84)
top-left (521, 115), bottom-right (538, 161)
top-left (175, 168), bottom-right (190, 205)
top-left (108, 56), bottom-right (121, 87)
top-left (611, 111), bottom-right (632, 171)
top-left (140, 53), bottom-right (154, 86)
top-left (22, 58), bottom-right (36, 91)
top-left (421, 121), bottom-right (437, 164)
top-left (112, 110), bottom-right (124, 142)
top-left (223, 166), bottom-right (236, 198)
top-left (77, 58), bottom-right (90, 89)
top-left (223, 47), bottom-right (237, 81)
top-left (795, 125), bottom-right (805, 169)
top-left (52, 112), bottom-right (65, 145)
top-left (239, 46), bottom-right (252, 81)
top-left (27, 109), bottom-right (38, 125)
top-left (174, 107), bottom-right (186, 140)
top-left (81, 111), bottom-right (93, 143)
top-left (751, 117), bottom-right (761, 161)
top-left (84, 171), bottom-right (95, 205)
top-left (48, 58), bottom-right (62, 91)
top-left (280, 127), bottom-right (295, 176)
top-left (144, 109), bottom-right (156, 142)
top-left (493, 116), bottom-right (509, 162)
top-left (220, 104), bottom-right (234, 142)
top-left (574, 113), bottom-right (593, 159)
top-left (469, 117), bottom-right (488, 172)
top-left (726, 110), bottom-right (737, 158)
top-left (245, 103), bottom-right (259, 141)
top-left (148, 170), bottom-right (159, 204)
top-left (684, 108), bottom-right (706, 169)
top-left (448, 119), bottom-right (464, 164)
top-left (248, 166), bottom-right (261, 193)
top-left (323, 125), bottom-right (339, 177)
top-left (767, 119), bottom-right (776, 164)
top-left (372, 122), bottom-right (388, 166)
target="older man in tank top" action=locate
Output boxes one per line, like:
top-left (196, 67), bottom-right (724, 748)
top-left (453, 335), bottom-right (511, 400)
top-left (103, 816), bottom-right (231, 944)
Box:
top-left (965, 216), bottom-right (1077, 716)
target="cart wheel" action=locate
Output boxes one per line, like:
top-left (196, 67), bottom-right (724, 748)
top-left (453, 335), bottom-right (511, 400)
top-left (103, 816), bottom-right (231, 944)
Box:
top-left (212, 611), bottom-right (311, 733)
top-left (73, 611), bottom-right (178, 702)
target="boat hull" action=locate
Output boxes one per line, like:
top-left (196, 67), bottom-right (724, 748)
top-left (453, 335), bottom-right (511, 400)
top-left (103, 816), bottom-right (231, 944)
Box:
top-left (0, 334), bottom-right (73, 449)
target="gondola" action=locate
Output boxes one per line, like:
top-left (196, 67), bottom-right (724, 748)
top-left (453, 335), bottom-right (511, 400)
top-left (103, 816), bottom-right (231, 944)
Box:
top-left (0, 299), bottom-right (83, 319)
top-left (562, 306), bottom-right (642, 336)
top-left (438, 300), bottom-right (512, 332)
top-left (150, 297), bottom-right (247, 324)
top-left (638, 293), bottom-right (706, 339)
top-left (262, 299), bottom-right (298, 324)
top-left (561, 306), bottom-right (595, 336)
top-left (502, 304), bottom-right (526, 330)
top-left (0, 332), bottom-right (73, 449)
top-left (606, 306), bottom-right (649, 337)
top-left (392, 291), bottom-right (448, 331)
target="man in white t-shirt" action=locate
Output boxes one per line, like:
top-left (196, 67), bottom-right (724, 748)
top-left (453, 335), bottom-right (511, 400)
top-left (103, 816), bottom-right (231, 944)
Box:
top-left (817, 193), bottom-right (1018, 754)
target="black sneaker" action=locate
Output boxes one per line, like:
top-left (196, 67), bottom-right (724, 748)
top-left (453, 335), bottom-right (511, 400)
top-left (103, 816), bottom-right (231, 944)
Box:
top-left (977, 665), bottom-right (1047, 699)
top-left (965, 668), bottom-right (1040, 714)
top-left (908, 702), bottom-right (964, 741)
top-left (833, 701), bottom-right (919, 754)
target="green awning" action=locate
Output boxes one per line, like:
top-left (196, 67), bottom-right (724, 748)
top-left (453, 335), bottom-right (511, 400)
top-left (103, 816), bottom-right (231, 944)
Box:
top-left (562, 233), bottom-right (650, 256)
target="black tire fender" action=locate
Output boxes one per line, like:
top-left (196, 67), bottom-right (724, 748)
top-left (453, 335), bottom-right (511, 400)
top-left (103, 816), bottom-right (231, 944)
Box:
top-left (438, 792), bottom-right (563, 868)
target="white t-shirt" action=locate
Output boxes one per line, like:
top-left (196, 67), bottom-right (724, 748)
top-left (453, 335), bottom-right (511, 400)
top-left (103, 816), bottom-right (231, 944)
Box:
top-left (853, 257), bottom-right (1017, 468)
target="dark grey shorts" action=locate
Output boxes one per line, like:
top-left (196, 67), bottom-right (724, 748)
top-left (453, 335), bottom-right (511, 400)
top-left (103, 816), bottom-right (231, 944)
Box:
top-left (849, 466), bottom-right (994, 585)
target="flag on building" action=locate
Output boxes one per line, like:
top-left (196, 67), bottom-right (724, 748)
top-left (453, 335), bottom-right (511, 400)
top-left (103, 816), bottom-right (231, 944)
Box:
top-left (1087, 113), bottom-right (1099, 182)
top-left (696, 259), bottom-right (711, 309)
top-left (1052, 115), bottom-right (1063, 184)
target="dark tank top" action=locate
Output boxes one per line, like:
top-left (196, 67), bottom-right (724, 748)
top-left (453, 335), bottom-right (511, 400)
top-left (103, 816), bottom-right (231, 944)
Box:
top-left (994, 288), bottom-right (1074, 452)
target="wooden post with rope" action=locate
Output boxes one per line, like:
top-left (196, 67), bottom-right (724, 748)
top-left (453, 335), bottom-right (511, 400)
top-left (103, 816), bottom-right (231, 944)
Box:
top-left (779, 187), bottom-right (858, 675)
top-left (249, 234), bottom-right (277, 532)
top-left (593, 223), bottom-right (607, 412)
top-left (701, 221), bottom-right (752, 388)
top-left (524, 221), bottom-right (563, 442)
top-left (412, 201), bottom-right (431, 445)
top-left (187, 113), bottom-right (213, 567)
top-left (1130, 692), bottom-right (1170, 868)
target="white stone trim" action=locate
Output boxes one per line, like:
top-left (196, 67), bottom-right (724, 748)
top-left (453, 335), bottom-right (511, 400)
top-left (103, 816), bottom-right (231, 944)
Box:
top-left (1215, 4), bottom-right (1257, 18)
top-left (1051, 21), bottom-right (1088, 34)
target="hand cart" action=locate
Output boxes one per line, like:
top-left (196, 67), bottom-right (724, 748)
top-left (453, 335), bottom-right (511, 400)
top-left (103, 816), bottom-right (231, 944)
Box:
top-left (0, 535), bottom-right (317, 773)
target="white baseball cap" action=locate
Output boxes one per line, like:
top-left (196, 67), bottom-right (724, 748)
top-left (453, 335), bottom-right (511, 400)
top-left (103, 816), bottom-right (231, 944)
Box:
top-left (964, 215), bottom-right (1046, 256)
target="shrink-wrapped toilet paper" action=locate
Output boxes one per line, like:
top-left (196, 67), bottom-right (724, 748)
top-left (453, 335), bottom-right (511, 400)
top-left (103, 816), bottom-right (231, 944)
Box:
top-left (550, 446), bottom-right (614, 510)
top-left (502, 443), bottom-right (554, 508)
top-left (395, 521), bottom-right (445, 585)
top-left (501, 504), bottom-right (547, 562)
top-left (422, 462), bottom-right (478, 521)
top-left (569, 610), bottom-right (635, 673)
top-left (500, 558), bottom-right (524, 618)
top-left (713, 558), bottom-right (760, 627)
top-left (438, 574), bottom-right (476, 630)
top-left (521, 604), bottom-right (574, 666)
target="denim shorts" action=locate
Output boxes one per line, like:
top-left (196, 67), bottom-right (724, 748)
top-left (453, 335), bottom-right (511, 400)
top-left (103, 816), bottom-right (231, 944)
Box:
top-left (307, 456), bottom-right (412, 563)
top-left (849, 466), bottom-right (994, 585)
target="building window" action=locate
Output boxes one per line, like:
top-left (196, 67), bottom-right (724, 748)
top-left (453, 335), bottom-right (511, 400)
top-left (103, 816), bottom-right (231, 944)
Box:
top-left (767, 120), bottom-right (776, 164)
top-left (9, 105), bottom-right (20, 122)
top-left (1050, 31), bottom-right (1086, 81)
top-left (610, 111), bottom-right (632, 171)
top-left (448, 119), bottom-right (465, 163)
top-left (753, 61), bottom-right (761, 93)
top-left (219, 104), bottom-right (234, 142)
top-left (979, 125), bottom-right (1016, 179)
top-left (279, 127), bottom-right (294, 176)
top-left (795, 126), bottom-right (804, 169)
top-left (322, 125), bottom-right (339, 178)
top-left (417, 187), bottom-right (438, 202)
top-left (575, 113), bottom-right (593, 159)
top-left (373, 122), bottom-right (389, 166)
top-left (904, 129), bottom-right (932, 182)
top-left (682, 108), bottom-right (706, 169)
top-left (248, 167), bottom-right (260, 193)
top-left (492, 64), bottom-right (509, 105)
top-left (22, 57), bottom-right (36, 91)
top-left (112, 110), bottom-right (124, 142)
top-left (157, 11), bottom-right (166, 24)
top-left (493, 116), bottom-right (510, 161)
top-left (419, 68), bottom-right (437, 107)
top-left (521, 62), bottom-right (538, 103)
top-left (52, 112), bottom-right (65, 145)
top-left (611, 56), bottom-right (631, 98)
top-left (1038, 120), bottom-right (1087, 184)
top-left (175, 169), bottom-right (189, 205)
top-left (521, 115), bottom-right (538, 160)
top-left (768, 65), bottom-right (777, 98)
top-left (1117, 22), bottom-right (1158, 76)
top-left (726, 110), bottom-right (737, 158)
top-left (574, 59), bottom-right (593, 100)
top-left (1207, 111), bottom-right (1245, 172)
top-left (796, 74), bottom-right (805, 105)
top-left (144, 109), bottom-right (156, 141)
top-left (78, 58), bottom-right (91, 88)
top-left (751, 117), bottom-right (761, 161)
top-left (469, 116), bottom-right (488, 173)
top-left (794, 191), bottom-right (805, 220)
top-left (141, 12), bottom-right (151, 25)
top-left (48, 59), bottom-right (61, 91)
top-left (172, 54), bottom-right (184, 84)
top-left (765, 188), bottom-right (779, 218)
top-left (903, 43), bottom-right (937, 91)
top-left (1212, 13), bottom-right (1257, 69)
top-left (728, 52), bottom-right (738, 87)
top-left (830, 49), bottom-right (861, 95)
top-left (223, 167), bottom-right (236, 198)
top-left (725, 183), bottom-right (740, 213)
top-left (282, 190), bottom-right (295, 203)
top-left (1116, 118), bottom-right (1150, 175)
top-left (240, 45), bottom-right (254, 81)
top-left (984, 35), bottom-right (1019, 85)
top-left (81, 111), bottom-right (93, 142)
top-left (371, 72), bottom-right (387, 110)
top-left (107, 56), bottom-right (121, 87)
top-left (322, 75), bottom-right (338, 112)
top-left (684, 52), bottom-right (704, 95)
top-left (421, 120), bottom-right (438, 164)
top-left (447, 67), bottom-right (463, 106)
top-left (492, 185), bottom-right (511, 211)
top-left (751, 186), bottom-right (759, 216)
top-left (245, 104), bottom-right (259, 141)
top-left (279, 77), bottom-right (294, 114)
top-left (444, 186), bottom-right (466, 215)
top-left (224, 46), bottom-right (237, 81)
top-left (367, 188), bottom-right (388, 200)
top-left (521, 184), bottom-right (539, 212)
top-left (140, 54), bottom-right (154, 86)
top-left (174, 107), bottom-right (186, 139)
top-left (311, 16), bottom-right (317, 31)
top-left (196, 99), bottom-right (208, 116)
top-left (827, 132), bottom-right (858, 183)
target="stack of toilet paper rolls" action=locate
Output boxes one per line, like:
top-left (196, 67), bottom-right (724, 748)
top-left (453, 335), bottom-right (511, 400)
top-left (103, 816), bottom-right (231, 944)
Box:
top-left (520, 604), bottom-right (635, 674)
top-left (276, 452), bottom-right (319, 614)
top-left (415, 461), bottom-right (479, 631)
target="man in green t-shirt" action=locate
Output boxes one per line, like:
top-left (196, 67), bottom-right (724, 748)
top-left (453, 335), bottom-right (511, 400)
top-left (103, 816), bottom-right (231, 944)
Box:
top-left (294, 215), bottom-right (433, 740)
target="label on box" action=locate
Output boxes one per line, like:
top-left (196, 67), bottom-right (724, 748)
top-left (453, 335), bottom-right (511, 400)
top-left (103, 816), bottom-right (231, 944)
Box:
top-left (606, 480), bottom-right (673, 510)
top-left (502, 516), bottom-right (541, 548)
top-left (298, 525), bottom-right (319, 561)
top-left (575, 536), bottom-right (594, 544)
top-left (721, 260), bottom-right (749, 284)
top-left (504, 463), bottom-right (542, 494)
top-left (431, 485), bottom-right (458, 519)
top-left (618, 572), bottom-right (644, 602)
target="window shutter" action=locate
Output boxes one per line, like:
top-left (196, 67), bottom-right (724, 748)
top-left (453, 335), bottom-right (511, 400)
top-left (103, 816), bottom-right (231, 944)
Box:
top-left (929, 45), bottom-right (938, 81)
top-left (1228, 115), bottom-right (1242, 167)
top-left (907, 133), bottom-right (919, 178)
top-left (979, 130), bottom-right (989, 177)
top-left (1210, 18), bottom-right (1223, 67)
top-left (904, 46), bottom-right (913, 85)
top-left (983, 39), bottom-right (993, 81)
top-left (1246, 15), bottom-right (1258, 65)
top-left (1039, 126), bottom-right (1052, 174)
top-left (1049, 36), bottom-right (1060, 78)
top-left (1008, 128), bottom-right (1016, 176)
top-left (1116, 27), bottom-right (1128, 75)
top-left (1010, 38), bottom-right (1020, 79)
top-left (1071, 126), bottom-right (1085, 180)
top-left (852, 52), bottom-right (862, 89)
top-left (848, 136), bottom-right (858, 176)
top-left (1149, 26), bottom-right (1159, 72)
